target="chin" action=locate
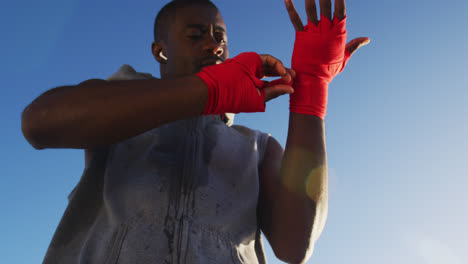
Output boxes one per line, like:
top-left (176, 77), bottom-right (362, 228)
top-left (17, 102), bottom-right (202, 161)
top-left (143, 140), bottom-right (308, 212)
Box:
top-left (193, 67), bottom-right (203, 74)
top-left (198, 63), bottom-right (217, 71)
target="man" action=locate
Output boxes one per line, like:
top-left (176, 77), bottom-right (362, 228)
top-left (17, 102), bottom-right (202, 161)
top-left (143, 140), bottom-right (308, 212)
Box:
top-left (21, 0), bottom-right (368, 263)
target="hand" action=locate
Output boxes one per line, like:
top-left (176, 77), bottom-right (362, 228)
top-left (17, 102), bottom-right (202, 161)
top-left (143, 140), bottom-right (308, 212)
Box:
top-left (284, 0), bottom-right (369, 118)
top-left (259, 54), bottom-right (296, 102)
top-left (197, 52), bottom-right (295, 115)
top-left (285, 0), bottom-right (369, 57)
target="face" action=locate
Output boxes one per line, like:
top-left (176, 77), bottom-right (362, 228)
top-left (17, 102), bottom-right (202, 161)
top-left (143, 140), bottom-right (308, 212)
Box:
top-left (157, 4), bottom-right (229, 79)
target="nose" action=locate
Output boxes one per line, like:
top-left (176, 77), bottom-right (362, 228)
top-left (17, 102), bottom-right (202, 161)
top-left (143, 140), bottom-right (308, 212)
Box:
top-left (204, 36), bottom-right (224, 57)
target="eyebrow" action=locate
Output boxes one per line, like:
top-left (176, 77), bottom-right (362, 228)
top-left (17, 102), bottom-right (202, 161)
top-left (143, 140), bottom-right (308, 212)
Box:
top-left (186, 24), bottom-right (226, 32)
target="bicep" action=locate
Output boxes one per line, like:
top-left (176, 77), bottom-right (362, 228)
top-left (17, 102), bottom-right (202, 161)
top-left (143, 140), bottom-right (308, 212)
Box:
top-left (22, 79), bottom-right (106, 149)
top-left (258, 136), bottom-right (284, 240)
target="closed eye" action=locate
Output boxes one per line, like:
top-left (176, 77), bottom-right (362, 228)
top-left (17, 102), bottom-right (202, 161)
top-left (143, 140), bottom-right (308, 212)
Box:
top-left (214, 32), bottom-right (227, 44)
top-left (185, 25), bottom-right (227, 44)
top-left (186, 27), bottom-right (203, 39)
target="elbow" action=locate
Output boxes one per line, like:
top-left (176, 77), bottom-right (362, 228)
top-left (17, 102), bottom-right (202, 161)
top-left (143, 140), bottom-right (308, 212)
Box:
top-left (267, 196), bottom-right (325, 264)
top-left (269, 227), bottom-right (316, 264)
top-left (272, 241), bottom-right (315, 264)
top-left (21, 106), bottom-right (48, 149)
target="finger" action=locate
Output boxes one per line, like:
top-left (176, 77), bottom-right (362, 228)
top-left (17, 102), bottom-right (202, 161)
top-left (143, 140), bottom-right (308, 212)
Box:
top-left (345, 37), bottom-right (370, 56)
top-left (334, 0), bottom-right (346, 20)
top-left (305, 0), bottom-right (318, 25)
top-left (260, 54), bottom-right (292, 83)
top-left (265, 77), bottom-right (292, 87)
top-left (263, 84), bottom-right (294, 102)
top-left (284, 0), bottom-right (304, 31)
top-left (286, 68), bottom-right (296, 79)
top-left (319, 0), bottom-right (332, 21)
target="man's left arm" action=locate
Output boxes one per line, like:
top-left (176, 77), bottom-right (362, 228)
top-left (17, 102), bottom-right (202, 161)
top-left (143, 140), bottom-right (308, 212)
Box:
top-left (258, 114), bottom-right (327, 264)
top-left (258, 0), bottom-right (369, 263)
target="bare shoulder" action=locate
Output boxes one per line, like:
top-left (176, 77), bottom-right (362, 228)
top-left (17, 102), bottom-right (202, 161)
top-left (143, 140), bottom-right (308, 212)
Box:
top-left (259, 136), bottom-right (283, 199)
top-left (261, 136), bottom-right (284, 170)
top-left (257, 136), bottom-right (284, 241)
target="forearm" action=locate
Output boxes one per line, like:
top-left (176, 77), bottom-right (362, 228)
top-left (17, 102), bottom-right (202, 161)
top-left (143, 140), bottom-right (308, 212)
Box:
top-left (21, 76), bottom-right (208, 149)
top-left (22, 52), bottom-right (295, 150)
top-left (283, 113), bottom-right (328, 201)
top-left (271, 113), bottom-right (329, 262)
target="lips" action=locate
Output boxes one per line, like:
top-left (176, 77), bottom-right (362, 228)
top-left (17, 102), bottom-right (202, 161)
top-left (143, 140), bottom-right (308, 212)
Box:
top-left (200, 57), bottom-right (224, 67)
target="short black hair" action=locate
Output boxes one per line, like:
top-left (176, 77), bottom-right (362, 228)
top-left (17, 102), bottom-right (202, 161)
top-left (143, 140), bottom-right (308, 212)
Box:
top-left (154, 0), bottom-right (218, 42)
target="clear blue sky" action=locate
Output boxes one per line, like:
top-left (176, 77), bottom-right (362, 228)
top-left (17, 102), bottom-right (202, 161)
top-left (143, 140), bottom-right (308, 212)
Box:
top-left (1, 0), bottom-right (467, 263)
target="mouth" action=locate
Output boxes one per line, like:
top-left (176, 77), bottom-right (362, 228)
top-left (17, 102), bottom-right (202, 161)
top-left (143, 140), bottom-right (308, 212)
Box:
top-left (200, 57), bottom-right (225, 68)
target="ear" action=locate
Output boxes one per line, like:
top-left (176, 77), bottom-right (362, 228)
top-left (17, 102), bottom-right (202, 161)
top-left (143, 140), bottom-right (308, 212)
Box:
top-left (152, 41), bottom-right (167, 64)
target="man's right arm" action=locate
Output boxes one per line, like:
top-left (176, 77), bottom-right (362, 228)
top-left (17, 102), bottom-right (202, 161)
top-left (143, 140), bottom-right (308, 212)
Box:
top-left (22, 53), bottom-right (295, 150)
top-left (21, 76), bottom-right (209, 149)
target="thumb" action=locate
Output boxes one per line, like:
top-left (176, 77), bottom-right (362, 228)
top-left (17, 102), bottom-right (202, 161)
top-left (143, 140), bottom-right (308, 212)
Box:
top-left (346, 37), bottom-right (370, 56)
top-left (262, 83), bottom-right (294, 102)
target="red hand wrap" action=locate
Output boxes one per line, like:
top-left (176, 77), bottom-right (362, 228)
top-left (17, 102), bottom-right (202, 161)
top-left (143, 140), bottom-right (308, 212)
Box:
top-left (196, 52), bottom-right (266, 115)
top-left (291, 15), bottom-right (350, 119)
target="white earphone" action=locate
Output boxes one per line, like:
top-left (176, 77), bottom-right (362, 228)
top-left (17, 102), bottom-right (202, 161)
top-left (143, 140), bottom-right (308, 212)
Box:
top-left (159, 51), bottom-right (168, 61)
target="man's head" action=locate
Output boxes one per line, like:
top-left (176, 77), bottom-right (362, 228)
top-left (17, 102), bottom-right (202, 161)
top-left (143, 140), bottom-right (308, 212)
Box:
top-left (152, 0), bottom-right (229, 79)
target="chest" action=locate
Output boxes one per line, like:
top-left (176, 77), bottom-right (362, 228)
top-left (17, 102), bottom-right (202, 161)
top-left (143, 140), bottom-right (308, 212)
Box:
top-left (103, 120), bottom-right (262, 225)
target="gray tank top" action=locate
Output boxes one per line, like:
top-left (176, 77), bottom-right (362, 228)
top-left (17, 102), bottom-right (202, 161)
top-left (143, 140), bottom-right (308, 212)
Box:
top-left (43, 65), bottom-right (270, 264)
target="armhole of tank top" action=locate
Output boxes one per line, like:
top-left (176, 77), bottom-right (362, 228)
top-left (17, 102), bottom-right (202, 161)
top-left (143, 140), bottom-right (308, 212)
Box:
top-left (68, 146), bottom-right (113, 202)
top-left (256, 132), bottom-right (271, 167)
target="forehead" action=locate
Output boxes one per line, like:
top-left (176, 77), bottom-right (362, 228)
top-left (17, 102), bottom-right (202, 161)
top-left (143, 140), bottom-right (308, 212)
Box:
top-left (173, 4), bottom-right (226, 29)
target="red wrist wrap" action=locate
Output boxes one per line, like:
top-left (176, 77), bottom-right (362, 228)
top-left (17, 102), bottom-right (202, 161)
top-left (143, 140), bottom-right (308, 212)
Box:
top-left (196, 52), bottom-right (266, 115)
top-left (291, 15), bottom-right (350, 119)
